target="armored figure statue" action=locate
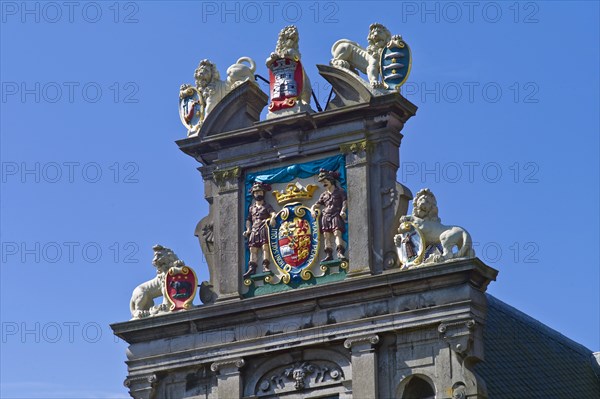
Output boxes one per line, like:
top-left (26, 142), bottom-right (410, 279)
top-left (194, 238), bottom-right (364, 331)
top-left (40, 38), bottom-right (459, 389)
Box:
top-left (311, 170), bottom-right (348, 262)
top-left (243, 182), bottom-right (277, 278)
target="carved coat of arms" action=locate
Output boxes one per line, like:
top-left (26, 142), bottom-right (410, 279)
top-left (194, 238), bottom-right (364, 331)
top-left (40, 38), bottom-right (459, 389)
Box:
top-left (268, 58), bottom-right (304, 112)
top-left (268, 202), bottom-right (320, 283)
top-left (380, 36), bottom-right (411, 91)
top-left (178, 84), bottom-right (203, 134)
top-left (242, 156), bottom-right (348, 291)
top-left (165, 266), bottom-right (197, 311)
top-left (395, 221), bottom-right (425, 268)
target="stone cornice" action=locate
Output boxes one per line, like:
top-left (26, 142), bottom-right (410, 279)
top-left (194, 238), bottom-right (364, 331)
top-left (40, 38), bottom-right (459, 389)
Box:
top-left (112, 259), bottom-right (497, 344)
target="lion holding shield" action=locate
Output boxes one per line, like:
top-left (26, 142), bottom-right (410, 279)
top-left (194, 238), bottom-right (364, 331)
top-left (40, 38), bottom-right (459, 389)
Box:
top-left (396, 189), bottom-right (474, 265)
top-left (330, 23), bottom-right (392, 87)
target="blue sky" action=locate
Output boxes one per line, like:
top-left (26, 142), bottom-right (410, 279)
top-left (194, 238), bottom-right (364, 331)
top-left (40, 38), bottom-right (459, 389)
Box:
top-left (1, 1), bottom-right (598, 398)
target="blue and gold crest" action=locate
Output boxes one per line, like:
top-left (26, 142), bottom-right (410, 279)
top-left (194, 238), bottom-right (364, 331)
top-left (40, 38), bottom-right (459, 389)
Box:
top-left (268, 202), bottom-right (320, 284)
top-left (380, 36), bottom-right (412, 91)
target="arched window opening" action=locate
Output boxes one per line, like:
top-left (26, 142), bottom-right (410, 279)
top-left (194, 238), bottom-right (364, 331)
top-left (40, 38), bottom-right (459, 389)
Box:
top-left (401, 376), bottom-right (435, 399)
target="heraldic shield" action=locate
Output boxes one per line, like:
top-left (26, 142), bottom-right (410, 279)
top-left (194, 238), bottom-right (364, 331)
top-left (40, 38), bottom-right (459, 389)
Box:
top-left (165, 266), bottom-right (197, 311)
top-left (380, 36), bottom-right (412, 91)
top-left (396, 221), bottom-right (425, 269)
top-left (178, 85), bottom-right (203, 135)
top-left (268, 202), bottom-right (320, 284)
top-left (268, 58), bottom-right (304, 112)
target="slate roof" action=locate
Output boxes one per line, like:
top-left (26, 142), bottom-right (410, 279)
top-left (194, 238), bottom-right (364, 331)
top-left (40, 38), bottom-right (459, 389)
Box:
top-left (476, 295), bottom-right (600, 398)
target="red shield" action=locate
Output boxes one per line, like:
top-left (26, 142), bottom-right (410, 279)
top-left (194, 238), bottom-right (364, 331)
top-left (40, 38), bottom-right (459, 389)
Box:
top-left (165, 266), bottom-right (197, 311)
top-left (268, 58), bottom-right (304, 112)
top-left (278, 218), bottom-right (311, 268)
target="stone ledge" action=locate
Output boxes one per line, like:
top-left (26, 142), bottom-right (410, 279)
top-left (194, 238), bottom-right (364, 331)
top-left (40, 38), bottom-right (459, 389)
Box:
top-left (111, 258), bottom-right (497, 344)
top-left (123, 299), bottom-right (479, 375)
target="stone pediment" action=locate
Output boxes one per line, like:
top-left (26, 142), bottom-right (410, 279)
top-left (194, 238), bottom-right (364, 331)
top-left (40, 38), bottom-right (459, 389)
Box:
top-left (198, 80), bottom-right (268, 138)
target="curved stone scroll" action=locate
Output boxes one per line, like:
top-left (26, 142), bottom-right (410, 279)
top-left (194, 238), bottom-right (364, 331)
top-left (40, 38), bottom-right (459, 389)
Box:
top-left (317, 64), bottom-right (387, 110)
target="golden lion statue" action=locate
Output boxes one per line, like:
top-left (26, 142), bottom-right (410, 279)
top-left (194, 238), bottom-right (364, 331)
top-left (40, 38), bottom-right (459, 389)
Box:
top-left (330, 23), bottom-right (392, 88)
top-left (129, 245), bottom-right (186, 319)
top-left (396, 189), bottom-right (474, 264)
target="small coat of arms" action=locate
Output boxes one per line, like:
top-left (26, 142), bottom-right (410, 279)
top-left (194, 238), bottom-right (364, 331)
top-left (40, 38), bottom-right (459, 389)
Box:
top-left (268, 58), bottom-right (304, 112)
top-left (265, 25), bottom-right (313, 118)
top-left (165, 266), bottom-right (197, 311)
top-left (268, 202), bottom-right (320, 283)
top-left (380, 36), bottom-right (411, 91)
top-left (178, 84), bottom-right (203, 134)
top-left (395, 221), bottom-right (425, 268)
top-left (330, 23), bottom-right (412, 90)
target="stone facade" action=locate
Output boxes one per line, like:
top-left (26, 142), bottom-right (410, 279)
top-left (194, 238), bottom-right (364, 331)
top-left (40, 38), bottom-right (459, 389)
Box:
top-left (113, 259), bottom-right (496, 399)
top-left (112, 26), bottom-right (600, 398)
top-left (112, 53), bottom-right (499, 399)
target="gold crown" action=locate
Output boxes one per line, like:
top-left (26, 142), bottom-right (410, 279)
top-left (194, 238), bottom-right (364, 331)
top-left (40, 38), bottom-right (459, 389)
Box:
top-left (272, 182), bottom-right (318, 204)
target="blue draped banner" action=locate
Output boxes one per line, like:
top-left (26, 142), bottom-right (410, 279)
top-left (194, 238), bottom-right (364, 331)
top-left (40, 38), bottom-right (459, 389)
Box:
top-left (244, 154), bottom-right (347, 205)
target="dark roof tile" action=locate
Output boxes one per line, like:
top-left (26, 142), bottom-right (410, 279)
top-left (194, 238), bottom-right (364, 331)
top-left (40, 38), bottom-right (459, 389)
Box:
top-left (475, 295), bottom-right (600, 398)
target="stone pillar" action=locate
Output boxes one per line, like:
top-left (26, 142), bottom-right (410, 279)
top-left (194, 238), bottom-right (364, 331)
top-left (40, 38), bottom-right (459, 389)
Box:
top-left (341, 141), bottom-right (372, 277)
top-left (366, 119), bottom-right (403, 274)
top-left (123, 373), bottom-right (157, 399)
top-left (212, 167), bottom-right (242, 300)
top-left (344, 334), bottom-right (380, 399)
top-left (210, 358), bottom-right (245, 399)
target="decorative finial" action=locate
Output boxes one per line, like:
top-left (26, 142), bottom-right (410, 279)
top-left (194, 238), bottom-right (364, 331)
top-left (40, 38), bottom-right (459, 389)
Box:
top-left (266, 25), bottom-right (314, 119)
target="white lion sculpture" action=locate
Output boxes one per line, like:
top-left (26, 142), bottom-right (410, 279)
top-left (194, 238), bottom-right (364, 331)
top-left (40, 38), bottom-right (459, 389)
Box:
top-left (396, 189), bottom-right (474, 265)
top-left (266, 24), bottom-right (302, 64)
top-left (129, 244), bottom-right (185, 319)
top-left (179, 57), bottom-right (257, 135)
top-left (330, 23), bottom-right (392, 88)
top-left (194, 57), bottom-right (257, 116)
